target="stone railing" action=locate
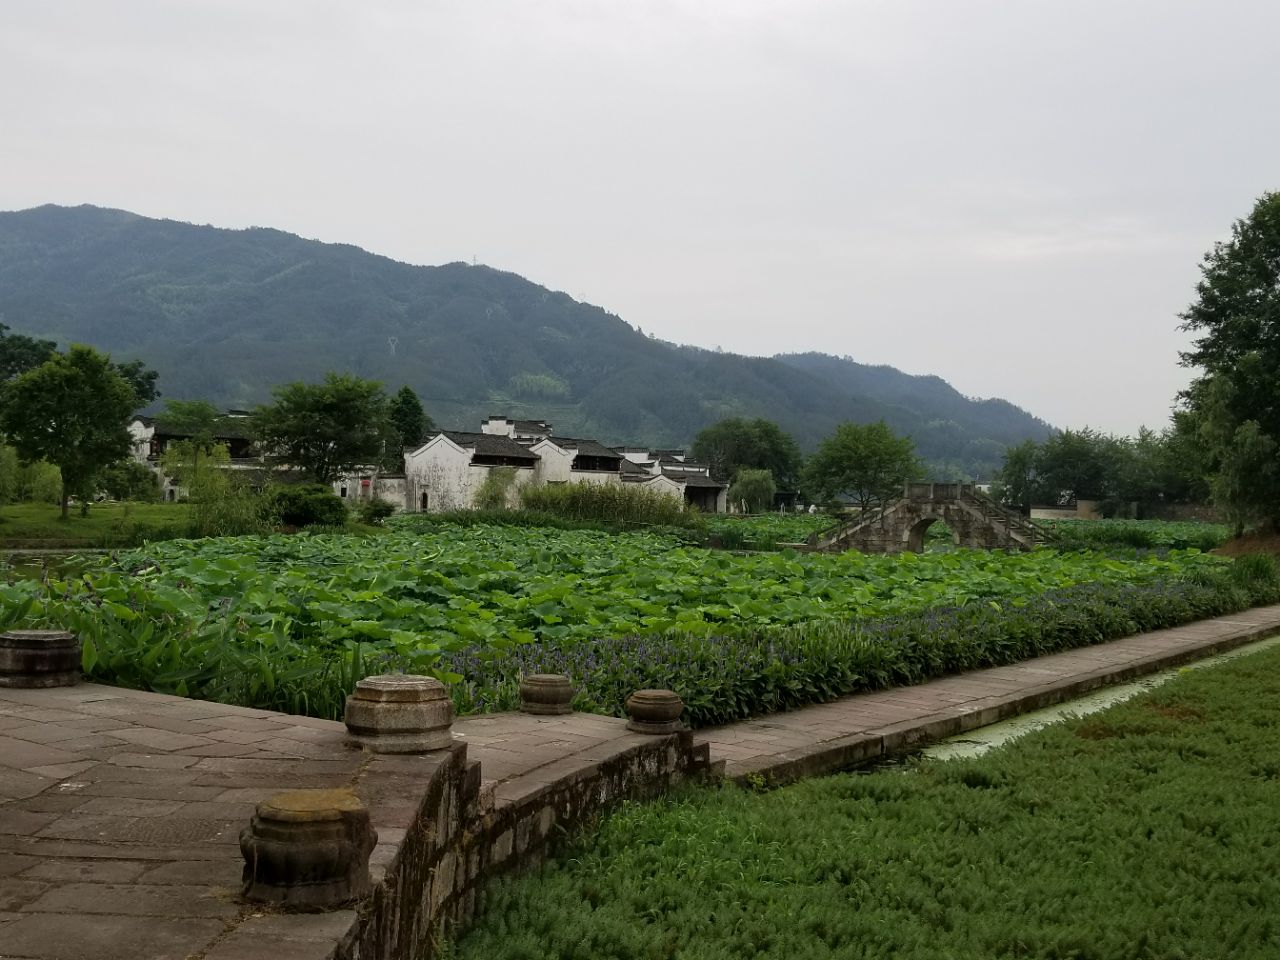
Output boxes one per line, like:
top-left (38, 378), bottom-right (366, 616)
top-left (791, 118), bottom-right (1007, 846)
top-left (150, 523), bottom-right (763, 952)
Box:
top-left (236, 675), bottom-right (714, 960)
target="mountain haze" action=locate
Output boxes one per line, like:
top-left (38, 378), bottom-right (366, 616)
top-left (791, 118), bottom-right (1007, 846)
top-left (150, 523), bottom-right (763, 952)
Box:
top-left (0, 205), bottom-right (1053, 474)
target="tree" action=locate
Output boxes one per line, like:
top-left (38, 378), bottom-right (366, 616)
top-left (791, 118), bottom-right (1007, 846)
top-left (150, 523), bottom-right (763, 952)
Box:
top-left (1033, 428), bottom-right (1120, 504)
top-left (98, 460), bottom-right (161, 502)
top-left (0, 345), bottom-right (140, 518)
top-left (114, 358), bottom-right (160, 408)
top-left (803, 421), bottom-right (922, 513)
top-left (0, 324), bottom-right (56, 382)
top-left (691, 418), bottom-right (803, 489)
top-left (1179, 192), bottom-right (1280, 530)
top-left (388, 386), bottom-right (432, 461)
top-left (251, 373), bottom-right (393, 484)
top-left (728, 468), bottom-right (776, 513)
top-left (993, 439), bottom-right (1041, 511)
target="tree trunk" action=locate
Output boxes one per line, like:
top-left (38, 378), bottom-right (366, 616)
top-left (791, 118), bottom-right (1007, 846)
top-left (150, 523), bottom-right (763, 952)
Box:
top-left (60, 491), bottom-right (69, 521)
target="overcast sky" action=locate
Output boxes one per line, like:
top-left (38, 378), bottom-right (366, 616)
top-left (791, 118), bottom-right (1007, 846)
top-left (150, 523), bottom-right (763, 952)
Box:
top-left (3, 1), bottom-right (1277, 433)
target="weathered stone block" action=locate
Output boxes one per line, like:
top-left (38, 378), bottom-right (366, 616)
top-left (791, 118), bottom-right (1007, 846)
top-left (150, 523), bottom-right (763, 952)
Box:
top-left (519, 673), bottom-right (574, 715)
top-left (625, 689), bottom-right (684, 734)
top-left (240, 789), bottom-right (377, 911)
top-left (0, 630), bottom-right (80, 688)
top-left (344, 674), bottom-right (453, 754)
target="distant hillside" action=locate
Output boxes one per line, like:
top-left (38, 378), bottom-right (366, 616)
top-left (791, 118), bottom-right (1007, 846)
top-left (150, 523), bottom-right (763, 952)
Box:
top-left (0, 204), bottom-right (1053, 475)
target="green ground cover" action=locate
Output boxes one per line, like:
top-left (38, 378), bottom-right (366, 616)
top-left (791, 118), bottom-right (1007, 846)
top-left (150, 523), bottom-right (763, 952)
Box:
top-left (1041, 518), bottom-right (1230, 552)
top-left (704, 514), bottom-right (834, 549)
top-left (0, 501), bottom-right (191, 547)
top-left (449, 640), bottom-right (1280, 960)
top-left (0, 525), bottom-right (1240, 720)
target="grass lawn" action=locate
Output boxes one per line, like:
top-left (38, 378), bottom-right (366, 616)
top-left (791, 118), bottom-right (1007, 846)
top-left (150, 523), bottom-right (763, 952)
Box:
top-left (450, 643), bottom-right (1280, 960)
top-left (0, 501), bottom-right (191, 546)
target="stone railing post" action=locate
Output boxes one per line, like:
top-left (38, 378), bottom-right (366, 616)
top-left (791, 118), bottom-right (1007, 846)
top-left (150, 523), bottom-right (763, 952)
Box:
top-left (625, 689), bottom-right (685, 734)
top-left (240, 788), bottom-right (376, 910)
top-left (0, 630), bottom-right (81, 688)
top-left (344, 674), bottom-right (454, 753)
top-left (519, 673), bottom-right (574, 715)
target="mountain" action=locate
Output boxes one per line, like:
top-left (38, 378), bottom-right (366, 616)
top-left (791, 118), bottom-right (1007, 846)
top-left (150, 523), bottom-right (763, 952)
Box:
top-left (0, 204), bottom-right (1053, 475)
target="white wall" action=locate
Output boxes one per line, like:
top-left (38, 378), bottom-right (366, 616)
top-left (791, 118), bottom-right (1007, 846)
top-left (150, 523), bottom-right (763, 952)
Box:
top-left (530, 439), bottom-right (574, 483)
top-left (405, 438), bottom-right (474, 512)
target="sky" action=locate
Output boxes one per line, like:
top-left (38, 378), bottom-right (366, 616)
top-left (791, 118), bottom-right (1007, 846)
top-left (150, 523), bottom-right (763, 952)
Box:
top-left (2, 0), bottom-right (1277, 434)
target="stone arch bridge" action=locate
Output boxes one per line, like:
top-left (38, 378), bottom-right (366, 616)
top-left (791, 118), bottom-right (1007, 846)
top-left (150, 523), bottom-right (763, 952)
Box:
top-left (805, 482), bottom-right (1056, 554)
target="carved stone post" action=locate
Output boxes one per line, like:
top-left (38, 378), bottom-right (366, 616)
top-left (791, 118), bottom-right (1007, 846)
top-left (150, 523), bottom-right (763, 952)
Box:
top-left (344, 674), bottom-right (453, 753)
top-left (519, 674), bottom-right (574, 715)
top-left (240, 788), bottom-right (376, 910)
top-left (625, 689), bottom-right (685, 734)
top-left (0, 630), bottom-right (81, 688)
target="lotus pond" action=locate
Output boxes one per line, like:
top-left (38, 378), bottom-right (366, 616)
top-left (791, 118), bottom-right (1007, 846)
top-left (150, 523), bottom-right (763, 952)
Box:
top-left (0, 524), bottom-right (1226, 714)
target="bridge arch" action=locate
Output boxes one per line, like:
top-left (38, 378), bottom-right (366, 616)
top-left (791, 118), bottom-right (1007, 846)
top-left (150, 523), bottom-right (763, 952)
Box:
top-left (903, 512), bottom-right (960, 553)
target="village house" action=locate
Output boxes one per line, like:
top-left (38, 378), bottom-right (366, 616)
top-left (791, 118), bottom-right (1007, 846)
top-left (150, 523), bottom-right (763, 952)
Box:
top-left (128, 411), bottom-right (258, 501)
top-left (380, 416), bottom-right (729, 514)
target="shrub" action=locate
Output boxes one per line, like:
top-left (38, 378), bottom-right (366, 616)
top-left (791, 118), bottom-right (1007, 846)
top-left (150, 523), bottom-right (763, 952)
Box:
top-left (269, 483), bottom-right (347, 528)
top-left (97, 460), bottom-right (162, 502)
top-left (728, 469), bottom-right (776, 514)
top-left (187, 478), bottom-right (277, 538)
top-left (474, 466), bottom-right (518, 510)
top-left (520, 481), bottom-right (699, 529)
top-left (356, 499), bottom-right (397, 525)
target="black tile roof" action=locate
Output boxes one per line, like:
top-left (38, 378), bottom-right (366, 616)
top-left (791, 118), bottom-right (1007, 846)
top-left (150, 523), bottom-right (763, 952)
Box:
top-left (661, 468), bottom-right (724, 489)
top-left (441, 431), bottom-right (540, 460)
top-left (548, 437), bottom-right (622, 460)
top-left (484, 416), bottom-right (551, 433)
top-left (137, 414), bottom-right (255, 441)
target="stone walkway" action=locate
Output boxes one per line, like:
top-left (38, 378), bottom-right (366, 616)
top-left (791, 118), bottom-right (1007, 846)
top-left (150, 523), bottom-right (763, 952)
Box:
top-left (0, 685), bottom-right (670, 960)
top-left (3, 603), bottom-right (1280, 958)
top-left (695, 603), bottom-right (1280, 783)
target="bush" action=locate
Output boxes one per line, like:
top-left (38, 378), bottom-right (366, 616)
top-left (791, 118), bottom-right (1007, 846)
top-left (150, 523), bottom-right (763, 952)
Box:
top-left (520, 481), bottom-right (699, 529)
top-left (728, 469), bottom-right (776, 514)
top-left (97, 461), bottom-right (162, 502)
top-left (269, 484), bottom-right (347, 528)
top-left (187, 479), bottom-right (277, 538)
top-left (474, 466), bottom-right (518, 510)
top-left (356, 499), bottom-right (397, 525)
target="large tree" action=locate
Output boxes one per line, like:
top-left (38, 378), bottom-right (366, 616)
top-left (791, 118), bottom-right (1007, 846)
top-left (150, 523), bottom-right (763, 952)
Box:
top-left (251, 373), bottom-right (392, 484)
top-left (1179, 192), bottom-right (1280, 531)
top-left (803, 421), bottom-right (922, 513)
top-left (0, 324), bottom-right (56, 382)
top-left (691, 417), bottom-right (803, 489)
top-left (0, 344), bottom-right (141, 518)
top-left (388, 386), bottom-right (433, 457)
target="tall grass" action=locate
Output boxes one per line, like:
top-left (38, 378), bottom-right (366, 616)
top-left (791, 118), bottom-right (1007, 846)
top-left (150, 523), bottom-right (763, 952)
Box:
top-left (520, 481), bottom-right (701, 529)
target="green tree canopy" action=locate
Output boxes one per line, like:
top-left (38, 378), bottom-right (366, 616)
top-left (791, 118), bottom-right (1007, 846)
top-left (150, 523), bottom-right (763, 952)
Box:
top-left (0, 344), bottom-right (141, 518)
top-left (251, 373), bottom-right (393, 484)
top-left (994, 426), bottom-right (1209, 512)
top-left (691, 417), bottom-right (803, 489)
top-left (388, 386), bottom-right (433, 458)
top-left (803, 421), bottom-right (921, 512)
top-left (1179, 191), bottom-right (1280, 531)
top-left (727, 468), bottom-right (777, 513)
top-left (159, 399), bottom-right (225, 443)
top-left (0, 323), bottom-right (57, 382)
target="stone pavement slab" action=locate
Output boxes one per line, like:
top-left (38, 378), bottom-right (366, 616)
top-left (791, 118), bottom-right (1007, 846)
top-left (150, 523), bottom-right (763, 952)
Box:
top-left (695, 603), bottom-right (1280, 783)
top-left (0, 681), bottom-right (660, 960)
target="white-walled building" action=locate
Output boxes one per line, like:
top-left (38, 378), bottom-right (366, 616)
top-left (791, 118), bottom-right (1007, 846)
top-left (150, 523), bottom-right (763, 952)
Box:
top-left (388, 416), bottom-right (729, 513)
top-left (402, 431), bottom-right (541, 512)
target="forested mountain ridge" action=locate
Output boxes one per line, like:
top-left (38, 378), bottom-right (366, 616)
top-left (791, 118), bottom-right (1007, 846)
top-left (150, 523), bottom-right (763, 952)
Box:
top-left (0, 204), bottom-right (1053, 474)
